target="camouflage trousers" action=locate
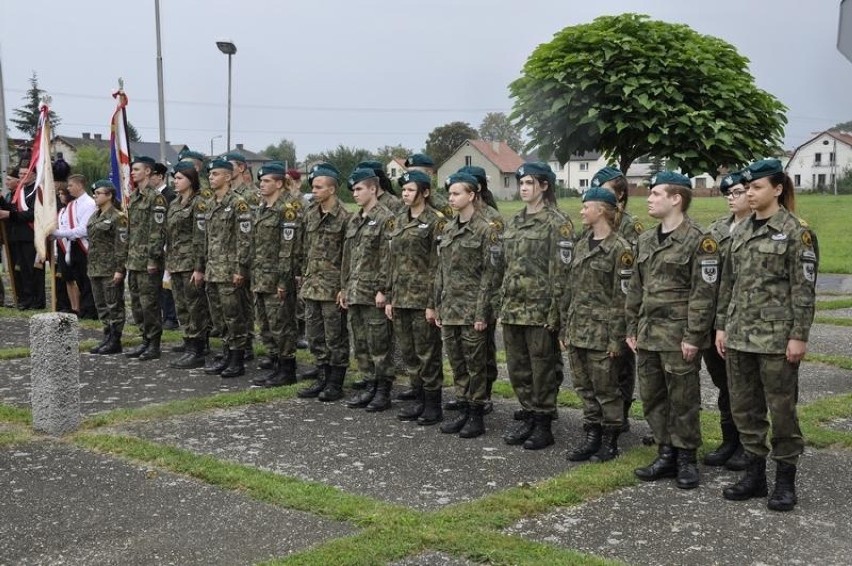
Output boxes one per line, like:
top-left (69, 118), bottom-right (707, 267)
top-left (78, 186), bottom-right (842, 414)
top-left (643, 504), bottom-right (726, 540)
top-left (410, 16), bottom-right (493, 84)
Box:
top-left (349, 303), bottom-right (394, 380)
top-left (442, 324), bottom-right (488, 405)
top-left (568, 346), bottom-right (623, 429)
top-left (241, 278), bottom-right (255, 347)
top-left (614, 344), bottom-right (636, 404)
top-left (486, 320), bottom-right (499, 390)
top-left (503, 324), bottom-right (561, 416)
top-left (255, 285), bottom-right (297, 360)
top-left (305, 299), bottom-right (349, 367)
top-left (171, 271), bottom-right (209, 341)
top-left (637, 349), bottom-right (702, 450)
top-left (90, 276), bottom-right (125, 333)
top-left (206, 281), bottom-right (249, 350)
top-left (127, 269), bottom-right (163, 341)
top-left (702, 346), bottom-right (735, 428)
top-left (726, 350), bottom-right (803, 465)
top-left (392, 307), bottom-right (443, 391)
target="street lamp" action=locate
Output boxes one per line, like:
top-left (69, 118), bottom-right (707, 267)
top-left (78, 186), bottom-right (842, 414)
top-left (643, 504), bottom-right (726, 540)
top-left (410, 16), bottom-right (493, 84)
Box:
top-left (210, 134), bottom-right (223, 157)
top-left (216, 40), bottom-right (237, 152)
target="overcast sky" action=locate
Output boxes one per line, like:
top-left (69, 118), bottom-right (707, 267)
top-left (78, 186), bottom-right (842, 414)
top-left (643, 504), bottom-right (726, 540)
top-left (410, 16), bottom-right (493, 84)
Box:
top-left (2, 0), bottom-right (851, 162)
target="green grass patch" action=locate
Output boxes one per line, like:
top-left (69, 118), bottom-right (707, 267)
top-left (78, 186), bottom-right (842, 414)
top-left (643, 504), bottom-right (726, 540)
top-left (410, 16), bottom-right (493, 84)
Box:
top-left (0, 428), bottom-right (32, 447)
top-left (0, 347), bottom-right (30, 360)
top-left (805, 352), bottom-right (852, 370)
top-left (816, 298), bottom-right (852, 311)
top-left (799, 394), bottom-right (852, 449)
top-left (814, 316), bottom-right (852, 327)
top-left (0, 404), bottom-right (31, 425)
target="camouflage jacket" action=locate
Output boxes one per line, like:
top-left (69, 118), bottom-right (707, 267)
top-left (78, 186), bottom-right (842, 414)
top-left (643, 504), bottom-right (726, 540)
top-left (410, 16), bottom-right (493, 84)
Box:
top-left (435, 210), bottom-right (499, 325)
top-left (564, 231), bottom-right (634, 352)
top-left (386, 206), bottom-right (445, 310)
top-left (481, 205), bottom-right (506, 319)
top-left (430, 190), bottom-right (455, 219)
top-left (301, 199), bottom-right (352, 301)
top-left (202, 189), bottom-right (252, 283)
top-left (86, 207), bottom-right (128, 278)
top-left (618, 210), bottom-right (644, 245)
top-left (278, 192), bottom-right (306, 281)
top-left (341, 203), bottom-right (394, 306)
top-left (716, 208), bottom-right (817, 353)
top-left (251, 197), bottom-right (284, 293)
top-left (625, 218), bottom-right (719, 351)
top-left (165, 193), bottom-right (205, 273)
top-left (233, 182), bottom-right (260, 210)
top-left (500, 206), bottom-right (574, 328)
top-left (125, 186), bottom-right (167, 271)
top-left (378, 191), bottom-right (405, 215)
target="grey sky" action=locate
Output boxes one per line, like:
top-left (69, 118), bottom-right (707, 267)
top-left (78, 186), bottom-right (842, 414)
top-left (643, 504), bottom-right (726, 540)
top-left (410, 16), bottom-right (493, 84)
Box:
top-left (2, 0), bottom-right (851, 161)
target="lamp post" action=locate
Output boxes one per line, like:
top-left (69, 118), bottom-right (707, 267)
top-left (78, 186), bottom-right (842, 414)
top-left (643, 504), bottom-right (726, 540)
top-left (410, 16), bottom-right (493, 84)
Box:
top-left (216, 40), bottom-right (237, 152)
top-left (210, 134), bottom-right (223, 157)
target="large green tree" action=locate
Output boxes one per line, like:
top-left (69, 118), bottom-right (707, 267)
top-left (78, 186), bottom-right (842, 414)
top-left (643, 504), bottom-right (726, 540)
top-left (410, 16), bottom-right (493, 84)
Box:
top-left (510, 14), bottom-right (787, 175)
top-left (373, 144), bottom-right (412, 166)
top-left (262, 138), bottom-right (297, 168)
top-left (424, 121), bottom-right (478, 167)
top-left (11, 72), bottom-right (60, 138)
top-left (74, 146), bottom-right (110, 186)
top-left (478, 112), bottom-right (523, 153)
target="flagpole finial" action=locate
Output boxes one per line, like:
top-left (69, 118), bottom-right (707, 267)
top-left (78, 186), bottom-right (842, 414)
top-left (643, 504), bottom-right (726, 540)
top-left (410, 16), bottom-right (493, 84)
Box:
top-left (118, 77), bottom-right (124, 91)
top-left (40, 93), bottom-right (52, 106)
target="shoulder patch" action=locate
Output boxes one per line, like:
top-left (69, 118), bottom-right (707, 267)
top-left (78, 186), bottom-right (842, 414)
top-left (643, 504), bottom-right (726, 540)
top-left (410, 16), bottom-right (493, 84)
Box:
top-left (799, 217), bottom-right (809, 228)
top-left (489, 230), bottom-right (500, 244)
top-left (442, 206), bottom-right (454, 218)
top-left (620, 251), bottom-right (634, 268)
top-left (802, 230), bottom-right (813, 248)
top-left (154, 194), bottom-right (167, 207)
top-left (201, 189), bottom-right (213, 200)
top-left (699, 236), bottom-right (718, 254)
top-left (118, 214), bottom-right (129, 227)
top-left (434, 210), bottom-right (445, 219)
top-left (634, 221), bottom-right (644, 234)
top-left (385, 218), bottom-right (396, 232)
top-left (195, 201), bottom-right (207, 213)
top-left (559, 222), bottom-right (574, 238)
top-left (435, 219), bottom-right (447, 234)
top-left (283, 207), bottom-right (297, 221)
top-left (236, 201), bottom-right (249, 213)
top-left (489, 219), bottom-right (504, 232)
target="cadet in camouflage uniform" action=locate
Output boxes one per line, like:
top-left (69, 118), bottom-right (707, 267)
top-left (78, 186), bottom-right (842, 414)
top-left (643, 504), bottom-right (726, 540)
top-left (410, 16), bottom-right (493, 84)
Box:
top-left (589, 167), bottom-right (643, 432)
top-left (285, 168), bottom-right (311, 350)
top-left (179, 149), bottom-right (211, 196)
top-left (498, 162), bottom-right (572, 451)
top-left (715, 159), bottom-right (818, 512)
top-left (626, 171), bottom-right (718, 490)
top-left (357, 160), bottom-right (404, 214)
top-left (201, 159), bottom-right (253, 378)
top-left (701, 172), bottom-right (751, 470)
top-left (405, 153), bottom-right (454, 218)
top-left (338, 169), bottom-right (396, 410)
top-left (86, 180), bottom-right (128, 355)
top-left (124, 156), bottom-right (168, 361)
top-left (166, 162), bottom-right (209, 369)
top-left (298, 164), bottom-right (352, 400)
top-left (563, 187), bottom-right (633, 462)
top-left (435, 172), bottom-right (500, 439)
top-left (249, 163), bottom-right (304, 388)
top-left (386, 170), bottom-right (445, 425)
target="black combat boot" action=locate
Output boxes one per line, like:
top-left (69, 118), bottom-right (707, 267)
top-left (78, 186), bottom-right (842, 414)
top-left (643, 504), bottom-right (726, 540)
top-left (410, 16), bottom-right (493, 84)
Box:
top-left (251, 356), bottom-right (279, 386)
top-left (620, 400), bottom-right (632, 433)
top-left (296, 319), bottom-right (309, 349)
top-left (483, 379), bottom-right (494, 415)
top-left (138, 337), bottom-right (161, 361)
top-left (124, 339), bottom-right (150, 359)
top-left (634, 444), bottom-right (678, 481)
top-left (346, 379), bottom-right (377, 408)
top-left (459, 404), bottom-right (485, 438)
top-left (724, 445), bottom-right (748, 471)
top-left (220, 349), bottom-right (245, 378)
top-left (299, 365), bottom-right (320, 380)
top-left (170, 338), bottom-right (188, 353)
top-left (90, 327), bottom-right (110, 354)
top-left (417, 389), bottom-right (443, 426)
top-left (397, 387), bottom-right (425, 421)
top-left (297, 365), bottom-right (328, 398)
top-left (590, 429), bottom-right (621, 463)
top-left (170, 339), bottom-right (206, 369)
top-left (366, 379), bottom-right (393, 412)
top-left (396, 383), bottom-right (422, 402)
top-left (266, 357), bottom-right (298, 387)
top-left (205, 345), bottom-right (230, 374)
top-left (444, 397), bottom-right (465, 411)
top-left (318, 366), bottom-right (346, 402)
top-left (99, 326), bottom-right (123, 355)
top-left (350, 375), bottom-right (370, 390)
top-left (256, 355), bottom-right (275, 370)
top-left (523, 413), bottom-right (555, 450)
top-left (503, 411), bottom-right (534, 446)
top-left (704, 421), bottom-right (741, 467)
top-left (723, 451), bottom-right (768, 501)
top-left (675, 448), bottom-right (700, 489)
top-left (567, 424), bottom-right (603, 462)
top-left (440, 402), bottom-right (469, 434)
top-left (767, 461), bottom-right (798, 512)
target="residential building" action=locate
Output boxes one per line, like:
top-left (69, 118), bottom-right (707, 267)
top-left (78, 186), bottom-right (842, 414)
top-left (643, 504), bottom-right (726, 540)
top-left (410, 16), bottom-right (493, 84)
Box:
top-left (785, 130), bottom-right (852, 191)
top-left (437, 140), bottom-right (524, 199)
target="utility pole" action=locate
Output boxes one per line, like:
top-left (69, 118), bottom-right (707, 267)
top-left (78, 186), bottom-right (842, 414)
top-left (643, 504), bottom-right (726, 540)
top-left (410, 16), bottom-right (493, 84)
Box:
top-left (0, 45), bottom-right (9, 191)
top-left (154, 0), bottom-right (167, 163)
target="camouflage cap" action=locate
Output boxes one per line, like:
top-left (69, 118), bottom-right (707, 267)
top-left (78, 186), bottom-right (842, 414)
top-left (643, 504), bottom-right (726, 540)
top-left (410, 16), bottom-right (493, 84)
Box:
top-left (405, 153), bottom-right (435, 168)
top-left (398, 170), bottom-right (432, 188)
top-left (582, 186), bottom-right (618, 207)
top-left (741, 158), bottom-right (783, 182)
top-left (649, 171), bottom-right (691, 189)
top-left (719, 171), bottom-right (745, 195)
top-left (347, 167), bottom-right (378, 190)
top-left (591, 166), bottom-right (624, 187)
top-left (206, 158), bottom-right (234, 172)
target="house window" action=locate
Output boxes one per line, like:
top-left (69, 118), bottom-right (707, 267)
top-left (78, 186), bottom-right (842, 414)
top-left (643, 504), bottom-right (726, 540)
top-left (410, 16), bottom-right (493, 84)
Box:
top-left (830, 152), bottom-right (836, 165)
top-left (818, 174), bottom-right (826, 186)
top-left (391, 167), bottom-right (397, 177)
top-left (579, 179), bottom-right (589, 188)
top-left (579, 162), bottom-right (589, 171)
top-left (465, 156), bottom-right (472, 166)
top-left (794, 174), bottom-right (801, 187)
top-left (694, 177), bottom-right (706, 189)
top-left (814, 152), bottom-right (822, 165)
top-left (552, 162), bottom-right (561, 172)
top-left (503, 175), bottom-right (510, 188)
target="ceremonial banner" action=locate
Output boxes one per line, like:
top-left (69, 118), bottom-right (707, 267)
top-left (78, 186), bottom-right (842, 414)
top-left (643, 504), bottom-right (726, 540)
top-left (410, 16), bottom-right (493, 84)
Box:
top-left (109, 89), bottom-right (132, 209)
top-left (32, 103), bottom-right (57, 263)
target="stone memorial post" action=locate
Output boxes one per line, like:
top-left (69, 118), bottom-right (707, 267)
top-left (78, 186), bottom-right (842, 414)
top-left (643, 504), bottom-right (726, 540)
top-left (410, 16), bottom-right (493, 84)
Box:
top-left (30, 312), bottom-right (81, 435)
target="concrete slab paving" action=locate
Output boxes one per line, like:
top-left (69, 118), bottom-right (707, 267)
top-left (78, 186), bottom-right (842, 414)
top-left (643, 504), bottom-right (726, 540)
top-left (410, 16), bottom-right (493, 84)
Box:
top-left (816, 274), bottom-right (852, 294)
top-left (507, 449), bottom-right (852, 566)
top-left (0, 441), bottom-right (356, 566)
top-left (804, 323), bottom-right (852, 358)
top-left (820, 307), bottom-right (852, 319)
top-left (0, 316), bottom-right (101, 349)
top-left (392, 551), bottom-right (478, 565)
top-left (113, 397), bottom-right (651, 510)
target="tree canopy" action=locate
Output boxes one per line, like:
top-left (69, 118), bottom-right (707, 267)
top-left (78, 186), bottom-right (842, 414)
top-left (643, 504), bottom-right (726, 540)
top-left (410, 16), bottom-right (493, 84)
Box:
top-left (510, 13), bottom-right (787, 175)
top-left (479, 112), bottom-right (523, 153)
top-left (262, 138), bottom-right (297, 168)
top-left (424, 121), bottom-right (478, 167)
top-left (11, 72), bottom-right (60, 138)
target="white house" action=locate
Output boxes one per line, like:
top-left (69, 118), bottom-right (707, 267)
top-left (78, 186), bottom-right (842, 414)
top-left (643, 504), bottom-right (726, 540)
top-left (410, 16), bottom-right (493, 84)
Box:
top-left (785, 130), bottom-right (852, 191)
top-left (385, 157), bottom-right (407, 181)
top-left (437, 140), bottom-right (524, 200)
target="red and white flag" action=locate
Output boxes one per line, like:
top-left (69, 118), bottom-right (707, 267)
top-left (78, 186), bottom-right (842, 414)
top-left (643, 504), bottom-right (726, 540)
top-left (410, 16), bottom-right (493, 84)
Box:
top-left (32, 103), bottom-right (57, 263)
top-left (109, 89), bottom-right (132, 209)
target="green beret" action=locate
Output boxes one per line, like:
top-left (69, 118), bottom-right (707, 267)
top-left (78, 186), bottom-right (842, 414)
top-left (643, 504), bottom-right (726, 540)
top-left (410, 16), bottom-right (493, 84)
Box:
top-left (347, 167), bottom-right (378, 190)
top-left (308, 166), bottom-right (339, 183)
top-left (458, 165), bottom-right (487, 186)
top-left (266, 160), bottom-right (287, 168)
top-left (223, 152), bottom-right (247, 164)
top-left (207, 158), bottom-right (234, 172)
top-left (650, 171), bottom-right (691, 189)
top-left (719, 171), bottom-right (744, 195)
top-left (132, 155), bottom-right (156, 167)
top-left (591, 167), bottom-right (624, 188)
top-left (310, 162), bottom-right (340, 175)
top-left (446, 172), bottom-right (480, 190)
top-left (356, 160), bottom-right (385, 175)
top-left (405, 153), bottom-right (435, 168)
top-left (257, 163), bottom-right (286, 179)
top-left (742, 159), bottom-right (783, 182)
top-left (398, 170), bottom-right (432, 188)
top-left (516, 161), bottom-right (553, 180)
top-left (172, 161), bottom-right (195, 174)
top-left (180, 150), bottom-right (205, 161)
top-left (91, 179), bottom-right (116, 191)
top-left (583, 186), bottom-right (618, 207)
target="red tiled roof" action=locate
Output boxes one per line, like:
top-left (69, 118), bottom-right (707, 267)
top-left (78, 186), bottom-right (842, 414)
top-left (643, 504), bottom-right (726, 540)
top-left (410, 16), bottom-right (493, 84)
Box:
top-left (467, 140), bottom-right (524, 173)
